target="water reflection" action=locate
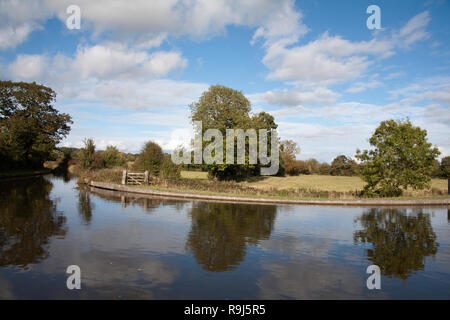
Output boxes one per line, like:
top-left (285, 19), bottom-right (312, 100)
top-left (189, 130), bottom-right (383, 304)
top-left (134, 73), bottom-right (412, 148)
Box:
top-left (186, 202), bottom-right (277, 272)
top-left (89, 186), bottom-right (187, 212)
top-left (78, 189), bottom-right (93, 225)
top-left (353, 208), bottom-right (439, 279)
top-left (1, 176), bottom-right (449, 299)
top-left (0, 177), bottom-right (66, 268)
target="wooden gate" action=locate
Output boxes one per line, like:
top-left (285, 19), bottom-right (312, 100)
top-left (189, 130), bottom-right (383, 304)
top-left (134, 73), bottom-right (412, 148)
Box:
top-left (122, 170), bottom-right (149, 185)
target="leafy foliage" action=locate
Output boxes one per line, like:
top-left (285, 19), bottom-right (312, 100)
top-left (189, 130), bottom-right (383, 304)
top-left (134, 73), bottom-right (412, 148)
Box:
top-left (78, 138), bottom-right (96, 169)
top-left (133, 141), bottom-right (164, 175)
top-left (101, 145), bottom-right (125, 167)
top-left (440, 156), bottom-right (450, 179)
top-left (330, 155), bottom-right (358, 176)
top-left (356, 119), bottom-right (440, 197)
top-left (160, 154), bottom-right (181, 178)
top-left (190, 85), bottom-right (278, 180)
top-left (0, 81), bottom-right (72, 169)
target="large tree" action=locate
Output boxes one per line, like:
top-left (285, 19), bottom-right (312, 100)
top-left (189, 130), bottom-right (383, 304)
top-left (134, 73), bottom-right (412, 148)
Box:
top-left (356, 119), bottom-right (440, 197)
top-left (190, 85), bottom-right (278, 180)
top-left (0, 81), bottom-right (72, 169)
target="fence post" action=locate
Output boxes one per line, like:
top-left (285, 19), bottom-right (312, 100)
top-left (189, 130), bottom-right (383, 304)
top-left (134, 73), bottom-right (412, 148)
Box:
top-left (122, 170), bottom-right (127, 185)
top-left (144, 171), bottom-right (149, 185)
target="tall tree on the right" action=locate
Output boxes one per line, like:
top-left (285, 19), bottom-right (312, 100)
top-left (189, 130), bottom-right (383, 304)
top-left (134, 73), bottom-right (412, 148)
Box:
top-left (356, 119), bottom-right (440, 197)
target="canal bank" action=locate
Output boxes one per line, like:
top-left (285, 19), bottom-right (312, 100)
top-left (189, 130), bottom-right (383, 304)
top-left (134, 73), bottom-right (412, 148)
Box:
top-left (88, 180), bottom-right (450, 207)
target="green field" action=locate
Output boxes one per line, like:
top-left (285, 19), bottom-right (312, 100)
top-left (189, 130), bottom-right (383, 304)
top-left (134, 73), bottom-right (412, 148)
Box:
top-left (181, 170), bottom-right (448, 194)
top-left (180, 170), bottom-right (209, 180)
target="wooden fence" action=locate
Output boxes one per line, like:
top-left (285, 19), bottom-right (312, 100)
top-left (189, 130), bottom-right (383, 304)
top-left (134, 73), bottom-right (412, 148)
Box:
top-left (122, 170), bottom-right (149, 185)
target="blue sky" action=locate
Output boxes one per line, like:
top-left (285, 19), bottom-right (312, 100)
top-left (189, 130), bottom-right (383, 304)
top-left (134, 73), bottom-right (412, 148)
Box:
top-left (0, 0), bottom-right (449, 162)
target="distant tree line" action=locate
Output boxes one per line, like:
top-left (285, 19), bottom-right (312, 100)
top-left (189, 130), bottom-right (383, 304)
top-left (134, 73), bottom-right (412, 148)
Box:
top-left (2, 81), bottom-right (447, 198)
top-left (77, 138), bottom-right (181, 178)
top-left (279, 140), bottom-right (360, 176)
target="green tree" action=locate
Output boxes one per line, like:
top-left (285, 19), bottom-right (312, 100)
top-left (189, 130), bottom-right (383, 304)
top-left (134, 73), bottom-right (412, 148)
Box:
top-left (190, 85), bottom-right (278, 180)
top-left (159, 154), bottom-right (181, 178)
top-left (440, 156), bottom-right (450, 195)
top-left (0, 81), bottom-right (72, 169)
top-left (306, 158), bottom-right (320, 174)
top-left (280, 140), bottom-right (300, 176)
top-left (330, 155), bottom-right (357, 176)
top-left (102, 145), bottom-right (122, 167)
top-left (133, 141), bottom-right (164, 175)
top-left (318, 162), bottom-right (331, 175)
top-left (79, 138), bottom-right (96, 169)
top-left (356, 119), bottom-right (440, 197)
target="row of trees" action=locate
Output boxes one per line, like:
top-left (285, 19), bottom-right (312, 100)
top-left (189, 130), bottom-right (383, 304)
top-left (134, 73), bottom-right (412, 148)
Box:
top-left (1, 81), bottom-right (448, 197)
top-left (78, 138), bottom-right (181, 178)
top-left (280, 140), bottom-right (359, 176)
top-left (187, 86), bottom-right (448, 197)
top-left (77, 139), bottom-right (130, 170)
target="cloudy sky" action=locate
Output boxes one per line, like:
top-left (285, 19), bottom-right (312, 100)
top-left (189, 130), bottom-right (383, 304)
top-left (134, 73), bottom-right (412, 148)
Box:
top-left (0, 0), bottom-right (449, 162)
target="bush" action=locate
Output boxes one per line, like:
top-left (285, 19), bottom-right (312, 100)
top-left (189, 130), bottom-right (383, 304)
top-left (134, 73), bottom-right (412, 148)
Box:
top-left (101, 145), bottom-right (124, 168)
top-left (133, 141), bottom-right (164, 175)
top-left (79, 138), bottom-right (96, 169)
top-left (284, 160), bottom-right (310, 176)
top-left (159, 155), bottom-right (181, 178)
top-left (330, 155), bottom-right (358, 176)
top-left (318, 162), bottom-right (331, 175)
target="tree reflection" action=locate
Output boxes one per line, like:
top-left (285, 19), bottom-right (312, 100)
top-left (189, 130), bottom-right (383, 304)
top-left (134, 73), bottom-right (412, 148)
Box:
top-left (78, 189), bottom-right (93, 225)
top-left (354, 208), bottom-right (439, 279)
top-left (0, 177), bottom-right (66, 268)
top-left (186, 202), bottom-right (277, 272)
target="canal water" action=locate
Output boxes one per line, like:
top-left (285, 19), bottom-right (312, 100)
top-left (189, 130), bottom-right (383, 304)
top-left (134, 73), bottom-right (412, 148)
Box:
top-left (0, 175), bottom-right (449, 299)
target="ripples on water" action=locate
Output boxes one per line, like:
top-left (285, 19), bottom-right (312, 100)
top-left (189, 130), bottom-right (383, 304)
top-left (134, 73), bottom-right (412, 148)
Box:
top-left (0, 175), bottom-right (449, 299)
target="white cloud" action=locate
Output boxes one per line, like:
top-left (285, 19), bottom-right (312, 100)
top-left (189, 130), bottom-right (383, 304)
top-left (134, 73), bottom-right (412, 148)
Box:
top-left (0, 24), bottom-right (34, 50)
top-left (36, 0), bottom-right (305, 48)
top-left (346, 80), bottom-right (382, 93)
top-left (257, 87), bottom-right (339, 107)
top-left (397, 11), bottom-right (431, 47)
top-left (262, 32), bottom-right (392, 85)
top-left (73, 43), bottom-right (187, 80)
top-left (92, 79), bottom-right (207, 110)
top-left (7, 42), bottom-right (188, 83)
top-left (8, 54), bottom-right (47, 80)
top-left (258, 11), bottom-right (431, 86)
top-left (384, 71), bottom-right (406, 80)
top-left (0, 0), bottom-right (50, 49)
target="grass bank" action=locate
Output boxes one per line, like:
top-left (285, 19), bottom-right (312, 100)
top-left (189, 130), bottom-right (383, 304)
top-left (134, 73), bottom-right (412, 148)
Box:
top-left (79, 168), bottom-right (449, 200)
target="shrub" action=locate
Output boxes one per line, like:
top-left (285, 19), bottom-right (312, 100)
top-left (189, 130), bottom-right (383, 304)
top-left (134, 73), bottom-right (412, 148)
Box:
top-left (159, 155), bottom-right (181, 178)
top-left (318, 162), bottom-right (331, 175)
top-left (133, 141), bottom-right (164, 175)
top-left (79, 138), bottom-right (96, 169)
top-left (102, 145), bottom-right (124, 167)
